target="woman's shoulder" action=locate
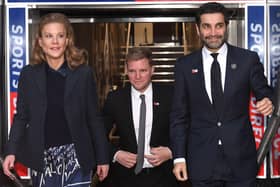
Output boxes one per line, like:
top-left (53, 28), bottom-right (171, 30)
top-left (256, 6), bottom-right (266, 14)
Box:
top-left (73, 64), bottom-right (96, 77)
top-left (23, 63), bottom-right (45, 69)
top-left (21, 64), bottom-right (32, 71)
top-left (74, 63), bottom-right (90, 71)
top-left (21, 63), bottom-right (40, 74)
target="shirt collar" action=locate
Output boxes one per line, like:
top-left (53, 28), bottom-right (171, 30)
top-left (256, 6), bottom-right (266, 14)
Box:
top-left (202, 43), bottom-right (228, 62)
top-left (46, 61), bottom-right (70, 77)
top-left (131, 83), bottom-right (152, 99)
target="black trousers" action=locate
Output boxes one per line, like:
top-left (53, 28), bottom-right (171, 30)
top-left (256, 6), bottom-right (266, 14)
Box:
top-left (191, 178), bottom-right (256, 187)
top-left (192, 145), bottom-right (256, 187)
top-left (112, 166), bottom-right (179, 187)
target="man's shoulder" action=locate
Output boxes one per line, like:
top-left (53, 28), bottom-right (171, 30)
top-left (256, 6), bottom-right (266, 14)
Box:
top-left (179, 49), bottom-right (201, 60)
top-left (153, 84), bottom-right (174, 92)
top-left (228, 43), bottom-right (257, 56)
top-left (152, 84), bottom-right (174, 99)
top-left (107, 86), bottom-right (129, 98)
top-left (176, 49), bottom-right (202, 67)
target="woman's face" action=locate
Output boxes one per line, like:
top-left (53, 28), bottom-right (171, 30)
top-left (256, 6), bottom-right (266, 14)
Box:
top-left (39, 22), bottom-right (68, 63)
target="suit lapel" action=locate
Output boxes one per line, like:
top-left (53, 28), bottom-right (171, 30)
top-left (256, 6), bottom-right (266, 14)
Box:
top-left (150, 85), bottom-right (160, 139)
top-left (125, 86), bottom-right (138, 146)
top-left (222, 45), bottom-right (238, 119)
top-left (195, 51), bottom-right (213, 106)
top-left (221, 44), bottom-right (238, 119)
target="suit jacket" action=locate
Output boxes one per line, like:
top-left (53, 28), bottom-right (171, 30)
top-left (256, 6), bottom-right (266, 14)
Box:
top-left (5, 63), bottom-right (109, 172)
top-left (103, 84), bottom-right (175, 182)
top-left (170, 44), bottom-right (273, 180)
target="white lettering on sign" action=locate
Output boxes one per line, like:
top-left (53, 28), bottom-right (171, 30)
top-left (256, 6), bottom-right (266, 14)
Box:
top-left (250, 23), bottom-right (263, 57)
top-left (10, 25), bottom-right (24, 89)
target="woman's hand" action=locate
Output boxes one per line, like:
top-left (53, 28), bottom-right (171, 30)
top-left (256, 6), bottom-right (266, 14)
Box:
top-left (2, 155), bottom-right (16, 180)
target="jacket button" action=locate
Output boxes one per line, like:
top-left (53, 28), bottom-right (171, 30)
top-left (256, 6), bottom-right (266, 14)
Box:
top-left (217, 122), bottom-right (222, 127)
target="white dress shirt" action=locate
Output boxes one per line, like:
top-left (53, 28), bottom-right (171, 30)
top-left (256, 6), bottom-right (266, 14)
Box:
top-left (202, 43), bottom-right (228, 102)
top-left (131, 83), bottom-right (153, 168)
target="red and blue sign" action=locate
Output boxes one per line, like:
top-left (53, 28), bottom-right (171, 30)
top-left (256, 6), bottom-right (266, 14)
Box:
top-left (8, 7), bottom-right (26, 93)
top-left (269, 5), bottom-right (280, 178)
top-left (7, 7), bottom-right (29, 178)
top-left (247, 5), bottom-right (266, 178)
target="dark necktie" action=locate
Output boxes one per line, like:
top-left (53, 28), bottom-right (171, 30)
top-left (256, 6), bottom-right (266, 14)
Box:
top-left (134, 94), bottom-right (146, 174)
top-left (211, 53), bottom-right (224, 117)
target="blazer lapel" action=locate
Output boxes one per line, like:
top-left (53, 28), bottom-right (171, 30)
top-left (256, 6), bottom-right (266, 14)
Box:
top-left (33, 63), bottom-right (47, 98)
top-left (64, 68), bottom-right (81, 99)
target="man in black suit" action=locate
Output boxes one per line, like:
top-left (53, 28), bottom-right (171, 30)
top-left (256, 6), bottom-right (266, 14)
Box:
top-left (103, 47), bottom-right (178, 187)
top-left (170, 2), bottom-right (274, 187)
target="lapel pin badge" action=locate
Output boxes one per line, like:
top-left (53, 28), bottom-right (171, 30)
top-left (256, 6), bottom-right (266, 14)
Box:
top-left (231, 64), bottom-right (237, 70)
top-left (153, 102), bottom-right (160, 106)
top-left (192, 69), bottom-right (198, 74)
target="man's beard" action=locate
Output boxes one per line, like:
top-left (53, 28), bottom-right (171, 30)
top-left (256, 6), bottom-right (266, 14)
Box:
top-left (201, 33), bottom-right (228, 50)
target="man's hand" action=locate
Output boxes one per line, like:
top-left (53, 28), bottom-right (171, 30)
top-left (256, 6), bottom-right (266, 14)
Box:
top-left (2, 155), bottom-right (16, 180)
top-left (173, 162), bottom-right (188, 181)
top-left (96, 164), bottom-right (109, 181)
top-left (115, 150), bottom-right (137, 168)
top-left (256, 97), bottom-right (274, 116)
top-left (145, 146), bottom-right (172, 166)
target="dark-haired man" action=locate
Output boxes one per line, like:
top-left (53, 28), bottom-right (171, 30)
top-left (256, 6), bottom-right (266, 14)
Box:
top-left (170, 2), bottom-right (273, 187)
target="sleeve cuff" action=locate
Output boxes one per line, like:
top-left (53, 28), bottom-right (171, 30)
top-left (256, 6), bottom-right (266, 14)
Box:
top-left (112, 150), bottom-right (121, 163)
top-left (174, 158), bottom-right (186, 164)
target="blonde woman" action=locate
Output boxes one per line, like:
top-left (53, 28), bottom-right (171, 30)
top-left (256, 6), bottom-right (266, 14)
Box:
top-left (3, 13), bottom-right (109, 187)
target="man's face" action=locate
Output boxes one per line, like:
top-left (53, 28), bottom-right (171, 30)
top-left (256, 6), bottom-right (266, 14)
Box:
top-left (127, 58), bottom-right (154, 93)
top-left (196, 13), bottom-right (227, 52)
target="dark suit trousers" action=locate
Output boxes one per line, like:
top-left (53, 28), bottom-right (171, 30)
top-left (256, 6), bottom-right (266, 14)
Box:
top-left (113, 166), bottom-right (179, 187)
top-left (192, 145), bottom-right (256, 187)
top-left (191, 178), bottom-right (256, 187)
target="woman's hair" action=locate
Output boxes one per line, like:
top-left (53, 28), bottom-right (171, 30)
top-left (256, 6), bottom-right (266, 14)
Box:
top-left (31, 13), bottom-right (88, 69)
